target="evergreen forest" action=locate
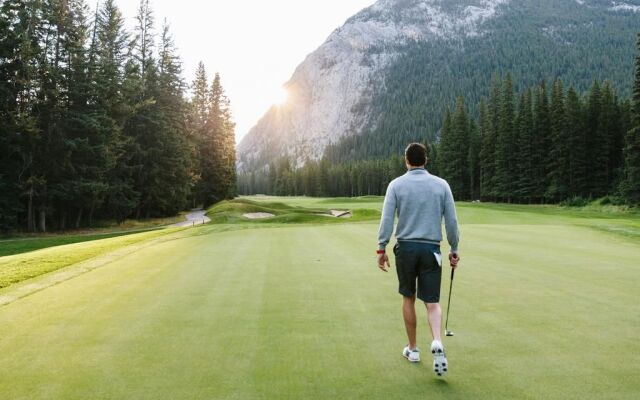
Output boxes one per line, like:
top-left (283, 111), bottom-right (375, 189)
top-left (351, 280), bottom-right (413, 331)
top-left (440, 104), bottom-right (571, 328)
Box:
top-left (0, 0), bottom-right (236, 232)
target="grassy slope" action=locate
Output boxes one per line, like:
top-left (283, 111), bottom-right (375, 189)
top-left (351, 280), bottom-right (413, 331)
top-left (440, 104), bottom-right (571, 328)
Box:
top-left (0, 197), bottom-right (638, 399)
top-left (0, 228), bottom-right (185, 289)
top-left (0, 229), bottom-right (165, 258)
top-left (0, 214), bottom-right (185, 257)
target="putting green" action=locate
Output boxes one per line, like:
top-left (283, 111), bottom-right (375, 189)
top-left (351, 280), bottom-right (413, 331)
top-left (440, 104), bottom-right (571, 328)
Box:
top-left (0, 198), bottom-right (638, 399)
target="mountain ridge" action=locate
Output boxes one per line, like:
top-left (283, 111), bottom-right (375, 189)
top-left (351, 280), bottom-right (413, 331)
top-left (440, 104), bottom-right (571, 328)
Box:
top-left (238, 0), bottom-right (639, 172)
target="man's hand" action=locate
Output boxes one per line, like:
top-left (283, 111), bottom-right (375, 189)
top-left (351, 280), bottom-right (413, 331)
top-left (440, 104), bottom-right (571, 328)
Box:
top-left (377, 252), bottom-right (391, 272)
top-left (449, 252), bottom-right (460, 270)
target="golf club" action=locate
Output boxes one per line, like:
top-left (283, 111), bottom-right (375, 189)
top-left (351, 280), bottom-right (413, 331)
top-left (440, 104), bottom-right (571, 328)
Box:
top-left (445, 268), bottom-right (455, 337)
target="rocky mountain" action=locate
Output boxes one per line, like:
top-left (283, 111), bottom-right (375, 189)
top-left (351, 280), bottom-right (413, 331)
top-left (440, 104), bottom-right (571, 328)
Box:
top-left (237, 0), bottom-right (640, 172)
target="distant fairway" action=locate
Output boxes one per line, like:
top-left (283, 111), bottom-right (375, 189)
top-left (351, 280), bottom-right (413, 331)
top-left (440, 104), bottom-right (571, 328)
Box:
top-left (0, 197), bottom-right (638, 399)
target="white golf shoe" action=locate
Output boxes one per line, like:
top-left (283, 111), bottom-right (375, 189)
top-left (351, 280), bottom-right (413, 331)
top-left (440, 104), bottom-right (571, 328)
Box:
top-left (431, 340), bottom-right (448, 377)
top-left (402, 345), bottom-right (420, 362)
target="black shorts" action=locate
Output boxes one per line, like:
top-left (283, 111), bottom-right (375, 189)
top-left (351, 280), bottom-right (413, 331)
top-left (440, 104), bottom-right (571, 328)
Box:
top-left (393, 241), bottom-right (442, 303)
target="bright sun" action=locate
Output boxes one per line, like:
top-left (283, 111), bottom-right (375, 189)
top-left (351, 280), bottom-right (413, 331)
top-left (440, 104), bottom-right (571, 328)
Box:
top-left (273, 86), bottom-right (289, 106)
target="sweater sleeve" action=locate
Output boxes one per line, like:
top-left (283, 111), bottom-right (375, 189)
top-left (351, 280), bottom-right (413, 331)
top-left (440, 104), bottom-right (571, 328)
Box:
top-left (377, 182), bottom-right (397, 250)
top-left (443, 182), bottom-right (460, 252)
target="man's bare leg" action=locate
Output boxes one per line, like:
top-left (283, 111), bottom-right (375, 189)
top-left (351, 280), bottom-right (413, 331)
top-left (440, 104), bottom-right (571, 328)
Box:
top-left (426, 302), bottom-right (448, 376)
top-left (425, 302), bottom-right (442, 342)
top-left (402, 295), bottom-right (417, 349)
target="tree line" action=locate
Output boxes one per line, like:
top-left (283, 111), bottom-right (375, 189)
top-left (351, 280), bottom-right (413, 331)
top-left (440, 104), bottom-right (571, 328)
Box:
top-left (238, 35), bottom-right (640, 206)
top-left (237, 146), bottom-right (439, 199)
top-left (0, 0), bottom-right (236, 232)
top-left (439, 76), bottom-right (630, 204)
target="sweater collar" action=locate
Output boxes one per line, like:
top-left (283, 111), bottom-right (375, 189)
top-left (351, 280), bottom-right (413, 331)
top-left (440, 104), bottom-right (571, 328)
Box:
top-left (407, 167), bottom-right (428, 175)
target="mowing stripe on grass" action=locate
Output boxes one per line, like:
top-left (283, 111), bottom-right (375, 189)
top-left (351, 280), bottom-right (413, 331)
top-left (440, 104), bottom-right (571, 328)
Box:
top-left (0, 198), bottom-right (638, 399)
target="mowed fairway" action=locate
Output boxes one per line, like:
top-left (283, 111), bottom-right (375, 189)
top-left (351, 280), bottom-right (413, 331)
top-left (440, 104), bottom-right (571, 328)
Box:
top-left (0, 198), bottom-right (638, 399)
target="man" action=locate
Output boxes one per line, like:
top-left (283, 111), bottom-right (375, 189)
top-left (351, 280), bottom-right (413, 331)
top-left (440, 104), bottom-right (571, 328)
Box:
top-left (377, 143), bottom-right (460, 377)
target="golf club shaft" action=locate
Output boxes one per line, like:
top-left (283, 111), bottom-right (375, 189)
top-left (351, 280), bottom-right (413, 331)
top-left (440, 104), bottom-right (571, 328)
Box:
top-left (445, 268), bottom-right (455, 331)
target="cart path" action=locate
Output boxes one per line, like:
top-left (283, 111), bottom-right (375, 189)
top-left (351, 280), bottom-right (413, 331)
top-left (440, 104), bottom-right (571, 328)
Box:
top-left (171, 210), bottom-right (211, 227)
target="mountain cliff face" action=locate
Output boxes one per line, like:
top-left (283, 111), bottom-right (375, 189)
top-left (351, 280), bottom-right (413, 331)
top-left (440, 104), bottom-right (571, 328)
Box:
top-left (237, 0), bottom-right (640, 172)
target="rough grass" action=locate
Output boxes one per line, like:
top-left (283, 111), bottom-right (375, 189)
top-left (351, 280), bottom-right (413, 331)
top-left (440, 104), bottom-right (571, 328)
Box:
top-left (0, 214), bottom-right (185, 257)
top-left (0, 196), bottom-right (638, 399)
top-left (0, 229), bottom-right (166, 258)
top-left (0, 228), bottom-right (183, 289)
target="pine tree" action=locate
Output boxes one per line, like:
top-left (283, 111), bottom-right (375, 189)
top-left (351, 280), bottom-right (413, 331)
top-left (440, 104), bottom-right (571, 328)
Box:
top-left (586, 81), bottom-right (605, 197)
top-left (134, 0), bottom-right (154, 87)
top-left (199, 73), bottom-right (236, 206)
top-left (199, 74), bottom-right (222, 204)
top-left (468, 119), bottom-right (481, 200)
top-left (186, 62), bottom-right (209, 204)
top-left (515, 89), bottom-right (535, 202)
top-left (29, 0), bottom-right (100, 231)
top-left (0, 0), bottom-right (39, 229)
top-left (94, 0), bottom-right (138, 223)
top-left (547, 79), bottom-right (569, 201)
top-left (438, 108), bottom-right (455, 189)
top-left (532, 81), bottom-right (551, 202)
top-left (439, 98), bottom-right (470, 199)
top-left (495, 74), bottom-right (516, 202)
top-left (190, 62), bottom-right (209, 131)
top-left (58, 0), bottom-right (112, 228)
top-left (621, 34), bottom-right (640, 204)
top-left (154, 20), bottom-right (192, 213)
top-left (598, 81), bottom-right (622, 194)
top-left (427, 141), bottom-right (439, 177)
top-left (125, 0), bottom-right (165, 217)
top-left (221, 97), bottom-right (237, 198)
top-left (480, 79), bottom-right (501, 200)
top-left (564, 86), bottom-right (587, 197)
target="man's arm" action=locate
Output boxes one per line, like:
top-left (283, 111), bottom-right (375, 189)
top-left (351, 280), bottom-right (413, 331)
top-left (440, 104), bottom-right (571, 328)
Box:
top-left (376, 182), bottom-right (396, 271)
top-left (443, 182), bottom-right (460, 255)
top-left (377, 182), bottom-right (397, 251)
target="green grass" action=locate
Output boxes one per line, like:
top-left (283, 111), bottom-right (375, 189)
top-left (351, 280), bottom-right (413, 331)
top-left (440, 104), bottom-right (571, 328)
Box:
top-left (0, 214), bottom-right (186, 257)
top-left (0, 227), bottom-right (184, 289)
top-left (0, 229), bottom-right (165, 258)
top-left (206, 197), bottom-right (380, 224)
top-left (0, 196), bottom-right (638, 399)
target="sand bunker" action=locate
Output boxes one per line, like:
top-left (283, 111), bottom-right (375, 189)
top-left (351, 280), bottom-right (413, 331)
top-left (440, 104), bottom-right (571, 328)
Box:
top-left (243, 212), bottom-right (275, 219)
top-left (329, 210), bottom-right (352, 218)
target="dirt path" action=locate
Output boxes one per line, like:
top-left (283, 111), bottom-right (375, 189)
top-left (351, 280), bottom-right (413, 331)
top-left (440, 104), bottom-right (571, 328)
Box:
top-left (171, 210), bottom-right (211, 227)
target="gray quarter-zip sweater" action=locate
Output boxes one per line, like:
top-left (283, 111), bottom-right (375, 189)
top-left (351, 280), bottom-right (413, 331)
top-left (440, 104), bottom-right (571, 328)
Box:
top-left (377, 168), bottom-right (460, 252)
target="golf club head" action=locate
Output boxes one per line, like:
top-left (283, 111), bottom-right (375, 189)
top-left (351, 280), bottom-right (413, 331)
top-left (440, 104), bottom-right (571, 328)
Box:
top-left (445, 330), bottom-right (454, 337)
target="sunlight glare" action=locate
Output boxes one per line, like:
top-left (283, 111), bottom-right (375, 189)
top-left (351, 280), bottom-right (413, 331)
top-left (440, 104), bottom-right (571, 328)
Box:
top-left (273, 86), bottom-right (289, 106)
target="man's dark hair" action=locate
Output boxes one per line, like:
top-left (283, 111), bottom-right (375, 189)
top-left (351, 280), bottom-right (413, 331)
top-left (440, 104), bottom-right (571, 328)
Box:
top-left (405, 143), bottom-right (428, 166)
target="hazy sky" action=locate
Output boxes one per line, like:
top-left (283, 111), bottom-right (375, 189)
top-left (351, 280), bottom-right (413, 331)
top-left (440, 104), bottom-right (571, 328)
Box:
top-left (114, 0), bottom-right (376, 141)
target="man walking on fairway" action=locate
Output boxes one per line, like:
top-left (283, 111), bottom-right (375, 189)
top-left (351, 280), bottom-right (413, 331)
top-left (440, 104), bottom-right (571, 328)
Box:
top-left (377, 143), bottom-right (460, 377)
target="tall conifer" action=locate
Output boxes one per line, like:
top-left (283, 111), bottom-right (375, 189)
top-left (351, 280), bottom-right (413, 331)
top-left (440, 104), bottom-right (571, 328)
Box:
top-left (495, 74), bottom-right (516, 202)
top-left (621, 35), bottom-right (640, 204)
top-left (586, 81), bottom-right (604, 197)
top-left (515, 89), bottom-right (535, 202)
top-left (533, 82), bottom-right (551, 202)
top-left (565, 87), bottom-right (586, 197)
top-left (547, 79), bottom-right (569, 201)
